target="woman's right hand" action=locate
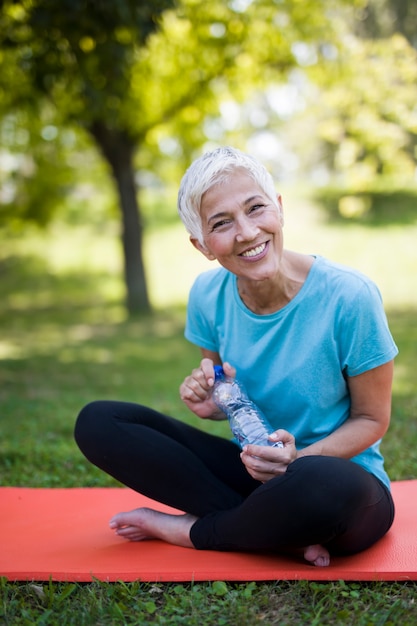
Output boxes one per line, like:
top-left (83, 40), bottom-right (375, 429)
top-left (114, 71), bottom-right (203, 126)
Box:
top-left (179, 358), bottom-right (234, 420)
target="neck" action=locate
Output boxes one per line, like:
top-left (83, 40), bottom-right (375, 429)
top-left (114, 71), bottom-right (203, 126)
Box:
top-left (237, 278), bottom-right (295, 314)
top-left (237, 252), bottom-right (313, 315)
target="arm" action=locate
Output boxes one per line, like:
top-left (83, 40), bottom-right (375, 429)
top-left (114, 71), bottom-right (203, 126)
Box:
top-left (241, 360), bottom-right (394, 482)
top-left (179, 349), bottom-right (235, 420)
top-left (298, 360), bottom-right (393, 459)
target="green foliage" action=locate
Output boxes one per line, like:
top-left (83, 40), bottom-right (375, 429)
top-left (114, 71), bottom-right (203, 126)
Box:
top-left (0, 0), bottom-right (362, 223)
top-left (354, 0), bottom-right (417, 44)
top-left (1, 0), bottom-right (176, 125)
top-left (136, 0), bottom-right (350, 171)
top-left (314, 184), bottom-right (417, 224)
top-left (0, 108), bottom-right (114, 229)
top-left (1, 0), bottom-right (416, 229)
top-left (300, 30), bottom-right (417, 188)
top-left (0, 0), bottom-right (360, 314)
top-left (3, 0), bottom-right (415, 313)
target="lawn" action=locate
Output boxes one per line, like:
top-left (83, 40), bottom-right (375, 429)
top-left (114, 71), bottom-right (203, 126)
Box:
top-left (1, 187), bottom-right (417, 624)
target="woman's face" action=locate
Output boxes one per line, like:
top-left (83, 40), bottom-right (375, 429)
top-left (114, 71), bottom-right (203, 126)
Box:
top-left (192, 169), bottom-right (284, 281)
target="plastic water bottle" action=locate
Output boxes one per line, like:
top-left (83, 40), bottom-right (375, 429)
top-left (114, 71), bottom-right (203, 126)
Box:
top-left (212, 365), bottom-right (283, 448)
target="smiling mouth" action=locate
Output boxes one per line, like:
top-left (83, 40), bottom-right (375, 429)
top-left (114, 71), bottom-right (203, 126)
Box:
top-left (240, 242), bottom-right (267, 258)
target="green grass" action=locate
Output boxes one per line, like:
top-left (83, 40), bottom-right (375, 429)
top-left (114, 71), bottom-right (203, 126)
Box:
top-left (3, 578), bottom-right (417, 625)
top-left (1, 187), bottom-right (417, 624)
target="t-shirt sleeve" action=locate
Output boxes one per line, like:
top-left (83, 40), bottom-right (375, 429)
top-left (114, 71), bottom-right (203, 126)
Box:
top-left (340, 279), bottom-right (398, 376)
top-left (184, 274), bottom-right (219, 352)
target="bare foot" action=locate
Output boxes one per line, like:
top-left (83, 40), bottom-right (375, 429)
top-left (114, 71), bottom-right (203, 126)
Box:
top-left (109, 507), bottom-right (198, 548)
top-left (303, 544), bottom-right (330, 567)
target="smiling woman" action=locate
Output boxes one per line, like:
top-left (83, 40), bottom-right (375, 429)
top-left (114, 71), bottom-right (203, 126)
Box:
top-left (75, 147), bottom-right (398, 569)
top-left (193, 172), bottom-right (284, 276)
top-left (185, 158), bottom-right (314, 313)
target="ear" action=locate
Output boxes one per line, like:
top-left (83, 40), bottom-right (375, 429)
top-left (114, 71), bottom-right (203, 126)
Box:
top-left (190, 237), bottom-right (216, 261)
top-left (277, 194), bottom-right (284, 226)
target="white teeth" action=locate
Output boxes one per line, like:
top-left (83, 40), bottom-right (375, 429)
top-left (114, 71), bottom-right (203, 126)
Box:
top-left (241, 243), bottom-right (266, 257)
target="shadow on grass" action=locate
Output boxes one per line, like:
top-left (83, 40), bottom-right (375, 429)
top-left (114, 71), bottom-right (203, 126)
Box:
top-left (0, 255), bottom-right (232, 486)
top-left (0, 252), bottom-right (125, 326)
top-left (0, 310), bottom-right (232, 487)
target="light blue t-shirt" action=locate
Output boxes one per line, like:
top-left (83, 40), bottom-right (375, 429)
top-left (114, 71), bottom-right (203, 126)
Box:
top-left (185, 255), bottom-right (398, 489)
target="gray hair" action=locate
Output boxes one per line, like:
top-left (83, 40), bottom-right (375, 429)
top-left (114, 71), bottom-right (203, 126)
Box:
top-left (177, 146), bottom-right (279, 244)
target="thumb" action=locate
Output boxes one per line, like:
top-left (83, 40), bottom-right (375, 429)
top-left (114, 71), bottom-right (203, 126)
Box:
top-left (222, 361), bottom-right (236, 378)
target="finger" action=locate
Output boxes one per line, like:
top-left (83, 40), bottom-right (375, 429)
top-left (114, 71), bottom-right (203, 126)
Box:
top-left (270, 429), bottom-right (294, 445)
top-left (222, 361), bottom-right (236, 378)
top-left (193, 362), bottom-right (214, 388)
top-left (242, 444), bottom-right (283, 461)
top-left (240, 448), bottom-right (288, 476)
top-left (200, 359), bottom-right (215, 386)
top-left (180, 381), bottom-right (209, 402)
top-left (180, 368), bottom-right (213, 401)
top-left (240, 450), bottom-right (271, 472)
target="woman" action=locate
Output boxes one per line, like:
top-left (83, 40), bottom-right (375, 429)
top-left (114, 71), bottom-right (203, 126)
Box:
top-left (75, 147), bottom-right (398, 567)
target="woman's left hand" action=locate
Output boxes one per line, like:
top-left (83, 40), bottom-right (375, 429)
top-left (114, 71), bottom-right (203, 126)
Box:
top-left (240, 429), bottom-right (297, 482)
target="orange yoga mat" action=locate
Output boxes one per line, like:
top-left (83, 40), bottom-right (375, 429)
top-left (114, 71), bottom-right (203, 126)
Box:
top-left (1, 481), bottom-right (416, 582)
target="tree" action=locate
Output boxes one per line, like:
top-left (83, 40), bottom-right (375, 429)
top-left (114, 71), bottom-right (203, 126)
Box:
top-left (0, 0), bottom-right (355, 313)
top-left (354, 0), bottom-right (417, 47)
top-left (1, 0), bottom-right (178, 314)
top-left (258, 0), bottom-right (417, 217)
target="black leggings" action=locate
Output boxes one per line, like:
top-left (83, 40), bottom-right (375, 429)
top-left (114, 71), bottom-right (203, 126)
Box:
top-left (74, 400), bottom-right (395, 556)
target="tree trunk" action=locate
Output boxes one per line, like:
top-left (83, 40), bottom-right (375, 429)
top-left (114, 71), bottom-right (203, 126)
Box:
top-left (89, 121), bottom-right (151, 315)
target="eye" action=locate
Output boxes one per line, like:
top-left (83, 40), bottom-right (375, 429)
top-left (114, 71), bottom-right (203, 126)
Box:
top-left (211, 218), bottom-right (231, 231)
top-left (249, 203), bottom-right (264, 213)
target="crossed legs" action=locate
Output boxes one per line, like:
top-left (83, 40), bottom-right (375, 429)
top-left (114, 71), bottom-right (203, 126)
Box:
top-left (74, 400), bottom-right (394, 567)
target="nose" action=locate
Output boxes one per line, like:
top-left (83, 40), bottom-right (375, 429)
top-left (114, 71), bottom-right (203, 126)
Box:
top-left (235, 215), bottom-right (259, 242)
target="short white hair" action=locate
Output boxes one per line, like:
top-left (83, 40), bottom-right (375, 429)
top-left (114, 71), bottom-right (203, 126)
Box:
top-left (177, 146), bottom-right (279, 244)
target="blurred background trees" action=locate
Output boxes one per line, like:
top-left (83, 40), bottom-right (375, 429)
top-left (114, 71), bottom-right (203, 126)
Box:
top-left (0, 0), bottom-right (416, 314)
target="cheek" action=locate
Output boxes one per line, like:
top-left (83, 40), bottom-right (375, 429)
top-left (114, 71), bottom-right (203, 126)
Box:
top-left (265, 216), bottom-right (284, 240)
top-left (264, 210), bottom-right (282, 227)
top-left (215, 241), bottom-right (236, 258)
top-left (205, 234), bottom-right (234, 257)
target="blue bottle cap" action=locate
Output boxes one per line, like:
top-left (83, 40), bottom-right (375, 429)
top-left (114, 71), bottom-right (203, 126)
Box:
top-left (213, 365), bottom-right (225, 380)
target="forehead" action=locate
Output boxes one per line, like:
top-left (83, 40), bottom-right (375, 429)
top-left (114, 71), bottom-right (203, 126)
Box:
top-left (201, 170), bottom-right (266, 213)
